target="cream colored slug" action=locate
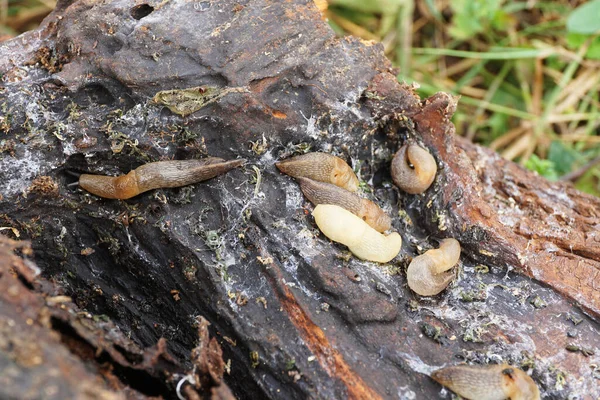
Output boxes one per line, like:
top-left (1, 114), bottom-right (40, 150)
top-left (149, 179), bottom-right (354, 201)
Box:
top-left (77, 158), bottom-right (245, 199)
top-left (312, 204), bottom-right (401, 263)
top-left (276, 152), bottom-right (359, 192)
top-left (406, 238), bottom-right (460, 296)
top-left (391, 143), bottom-right (437, 194)
top-left (431, 364), bottom-right (541, 400)
top-left (297, 177), bottom-right (391, 232)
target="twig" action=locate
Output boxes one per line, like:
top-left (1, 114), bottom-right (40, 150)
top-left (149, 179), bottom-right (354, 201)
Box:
top-left (560, 156), bottom-right (600, 182)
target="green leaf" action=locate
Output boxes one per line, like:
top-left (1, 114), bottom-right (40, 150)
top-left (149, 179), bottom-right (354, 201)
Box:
top-left (525, 154), bottom-right (559, 181)
top-left (575, 166), bottom-right (600, 197)
top-left (547, 141), bottom-right (581, 175)
top-left (449, 0), bottom-right (505, 40)
top-left (566, 0), bottom-right (600, 34)
top-left (566, 33), bottom-right (600, 60)
top-left (328, 0), bottom-right (402, 14)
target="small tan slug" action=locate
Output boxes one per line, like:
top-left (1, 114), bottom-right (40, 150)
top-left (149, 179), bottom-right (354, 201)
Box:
top-left (391, 143), bottom-right (437, 194)
top-left (276, 152), bottom-right (359, 192)
top-left (312, 204), bottom-right (401, 263)
top-left (297, 177), bottom-right (391, 232)
top-left (431, 364), bottom-right (541, 400)
top-left (406, 238), bottom-right (460, 296)
top-left (78, 158), bottom-right (245, 199)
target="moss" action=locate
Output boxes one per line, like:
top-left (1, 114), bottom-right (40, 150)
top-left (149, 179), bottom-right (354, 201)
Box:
top-left (250, 134), bottom-right (269, 155)
top-left (474, 264), bottom-right (489, 274)
top-left (169, 186), bottom-right (195, 205)
top-left (420, 322), bottom-right (447, 344)
top-left (0, 139), bottom-right (16, 156)
top-left (285, 358), bottom-right (296, 370)
top-left (28, 176), bottom-right (59, 197)
top-left (95, 229), bottom-right (121, 257)
top-left (459, 288), bottom-right (487, 302)
top-left (529, 295), bottom-right (547, 309)
top-left (19, 217), bottom-right (43, 239)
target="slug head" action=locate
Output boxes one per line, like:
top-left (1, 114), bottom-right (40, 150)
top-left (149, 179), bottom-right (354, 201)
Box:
top-left (501, 367), bottom-right (541, 400)
top-left (330, 157), bottom-right (359, 192)
top-left (428, 238), bottom-right (461, 275)
top-left (391, 143), bottom-right (437, 194)
top-left (406, 253), bottom-right (454, 296)
top-left (79, 171), bottom-right (140, 199)
top-left (360, 200), bottom-right (392, 232)
top-left (432, 364), bottom-right (540, 400)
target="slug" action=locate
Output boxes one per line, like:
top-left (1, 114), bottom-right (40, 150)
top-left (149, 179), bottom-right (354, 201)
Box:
top-left (431, 364), bottom-right (541, 400)
top-left (312, 204), bottom-right (401, 263)
top-left (297, 177), bottom-right (391, 232)
top-left (77, 158), bottom-right (245, 199)
top-left (406, 238), bottom-right (460, 296)
top-left (276, 152), bottom-right (359, 192)
top-left (391, 143), bottom-right (437, 194)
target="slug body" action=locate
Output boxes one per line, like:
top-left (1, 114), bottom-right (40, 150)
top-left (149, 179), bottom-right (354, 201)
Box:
top-left (431, 364), bottom-right (540, 400)
top-left (276, 152), bottom-right (359, 192)
top-left (79, 158), bottom-right (245, 199)
top-left (312, 204), bottom-right (401, 263)
top-left (297, 177), bottom-right (391, 232)
top-left (406, 238), bottom-right (460, 296)
top-left (391, 143), bottom-right (437, 194)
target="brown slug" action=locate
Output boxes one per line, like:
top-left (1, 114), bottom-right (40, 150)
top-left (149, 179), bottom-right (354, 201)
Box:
top-left (312, 204), bottom-right (402, 263)
top-left (431, 364), bottom-right (541, 400)
top-left (296, 177), bottom-right (391, 232)
top-left (391, 143), bottom-right (437, 194)
top-left (78, 158), bottom-right (245, 199)
top-left (276, 152), bottom-right (359, 192)
top-left (406, 238), bottom-right (460, 296)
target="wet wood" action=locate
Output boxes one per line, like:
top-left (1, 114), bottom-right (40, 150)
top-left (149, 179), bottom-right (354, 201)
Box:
top-left (0, 0), bottom-right (598, 398)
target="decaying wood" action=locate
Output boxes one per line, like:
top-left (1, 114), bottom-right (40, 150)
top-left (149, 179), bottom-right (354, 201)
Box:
top-left (0, 0), bottom-right (599, 399)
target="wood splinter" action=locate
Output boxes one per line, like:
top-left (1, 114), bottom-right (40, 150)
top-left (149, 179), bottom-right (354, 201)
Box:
top-left (75, 158), bottom-right (245, 199)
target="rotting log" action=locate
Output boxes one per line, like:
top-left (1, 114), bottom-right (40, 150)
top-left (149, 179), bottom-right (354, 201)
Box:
top-left (0, 0), bottom-right (599, 399)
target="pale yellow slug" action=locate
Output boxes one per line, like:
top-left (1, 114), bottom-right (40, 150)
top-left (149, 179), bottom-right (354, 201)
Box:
top-left (312, 204), bottom-right (401, 263)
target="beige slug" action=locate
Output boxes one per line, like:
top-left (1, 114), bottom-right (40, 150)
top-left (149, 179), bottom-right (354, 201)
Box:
top-left (276, 152), bottom-right (359, 192)
top-left (431, 364), bottom-right (541, 400)
top-left (312, 204), bottom-right (401, 263)
top-left (391, 143), bottom-right (437, 194)
top-left (406, 238), bottom-right (460, 296)
top-left (78, 158), bottom-right (245, 199)
top-left (297, 177), bottom-right (391, 232)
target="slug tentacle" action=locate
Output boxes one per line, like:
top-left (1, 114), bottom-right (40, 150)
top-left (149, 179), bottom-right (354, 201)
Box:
top-left (406, 238), bottom-right (461, 296)
top-left (79, 158), bottom-right (245, 199)
top-left (391, 143), bottom-right (437, 194)
top-left (297, 177), bottom-right (391, 232)
top-left (276, 152), bottom-right (359, 192)
top-left (312, 204), bottom-right (401, 263)
top-left (431, 364), bottom-right (540, 400)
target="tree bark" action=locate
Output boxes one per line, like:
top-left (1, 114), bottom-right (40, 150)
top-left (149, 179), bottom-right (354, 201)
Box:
top-left (0, 0), bottom-right (598, 399)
